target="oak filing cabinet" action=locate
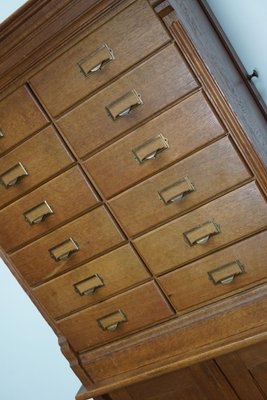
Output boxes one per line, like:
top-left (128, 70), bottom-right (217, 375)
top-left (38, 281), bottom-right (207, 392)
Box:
top-left (0, 0), bottom-right (266, 399)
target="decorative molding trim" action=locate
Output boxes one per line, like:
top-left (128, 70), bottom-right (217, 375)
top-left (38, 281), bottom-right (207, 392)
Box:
top-left (78, 284), bottom-right (267, 397)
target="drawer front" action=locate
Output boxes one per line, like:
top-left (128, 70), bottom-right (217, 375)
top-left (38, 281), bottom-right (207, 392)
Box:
top-left (109, 138), bottom-right (251, 236)
top-left (133, 182), bottom-right (267, 275)
top-left (159, 231), bottom-right (267, 311)
top-left (33, 245), bottom-right (150, 319)
top-left (84, 91), bottom-right (225, 198)
top-left (57, 44), bottom-right (198, 158)
top-left (0, 167), bottom-right (99, 252)
top-left (10, 206), bottom-right (125, 286)
top-left (0, 86), bottom-right (48, 155)
top-left (57, 281), bottom-right (173, 351)
top-left (30, 0), bottom-right (171, 116)
top-left (0, 127), bottom-right (74, 208)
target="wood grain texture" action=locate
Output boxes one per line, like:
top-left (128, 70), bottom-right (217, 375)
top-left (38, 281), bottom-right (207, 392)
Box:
top-left (80, 285), bottom-right (267, 388)
top-left (33, 244), bottom-right (150, 319)
top-left (0, 166), bottom-right (99, 252)
top-left (30, 0), bottom-right (171, 116)
top-left (111, 360), bottom-right (239, 400)
top-left (134, 182), bottom-right (267, 275)
top-left (160, 1), bottom-right (267, 196)
top-left (57, 44), bottom-right (198, 158)
top-left (167, 0), bottom-right (267, 168)
top-left (159, 231), bottom-right (267, 311)
top-left (0, 126), bottom-right (74, 209)
top-left (10, 206), bottom-right (125, 286)
top-left (57, 281), bottom-right (174, 351)
top-left (0, 85), bottom-right (48, 155)
top-left (109, 137), bottom-right (251, 236)
top-left (84, 90), bottom-right (225, 198)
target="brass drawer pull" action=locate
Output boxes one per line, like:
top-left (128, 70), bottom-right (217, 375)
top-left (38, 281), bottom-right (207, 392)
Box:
top-left (97, 309), bottom-right (128, 332)
top-left (132, 133), bottom-right (169, 164)
top-left (49, 238), bottom-right (79, 262)
top-left (0, 128), bottom-right (4, 138)
top-left (74, 273), bottom-right (104, 296)
top-left (24, 200), bottom-right (54, 225)
top-left (0, 162), bottom-right (29, 188)
top-left (208, 260), bottom-right (245, 285)
top-left (78, 43), bottom-right (115, 77)
top-left (158, 177), bottom-right (195, 205)
top-left (184, 221), bottom-right (220, 246)
top-left (106, 89), bottom-right (143, 120)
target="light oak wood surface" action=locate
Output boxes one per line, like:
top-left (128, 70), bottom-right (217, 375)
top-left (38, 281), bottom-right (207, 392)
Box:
top-left (33, 244), bottom-right (150, 319)
top-left (0, 85), bottom-right (48, 155)
top-left (30, 0), bottom-right (171, 116)
top-left (57, 281), bottom-right (174, 351)
top-left (10, 206), bottom-right (125, 286)
top-left (109, 137), bottom-right (251, 236)
top-left (57, 44), bottom-right (198, 158)
top-left (0, 167), bottom-right (99, 252)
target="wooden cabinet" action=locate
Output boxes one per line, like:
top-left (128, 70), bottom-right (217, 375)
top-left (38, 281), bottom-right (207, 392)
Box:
top-left (0, 0), bottom-right (266, 399)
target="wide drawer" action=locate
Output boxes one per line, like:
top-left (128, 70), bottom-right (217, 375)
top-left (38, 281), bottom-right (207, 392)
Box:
top-left (109, 137), bottom-right (251, 236)
top-left (57, 281), bottom-right (173, 351)
top-left (33, 245), bottom-right (150, 319)
top-left (0, 86), bottom-right (48, 155)
top-left (84, 91), bottom-right (225, 198)
top-left (57, 44), bottom-right (198, 158)
top-left (0, 127), bottom-right (74, 208)
top-left (10, 206), bottom-right (125, 286)
top-left (133, 182), bottom-right (267, 275)
top-left (30, 0), bottom-right (171, 116)
top-left (0, 167), bottom-right (98, 252)
top-left (159, 231), bottom-right (267, 311)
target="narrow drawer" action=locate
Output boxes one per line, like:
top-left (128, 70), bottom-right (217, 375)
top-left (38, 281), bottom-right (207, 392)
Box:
top-left (133, 182), bottom-right (267, 275)
top-left (57, 44), bottom-right (198, 158)
top-left (159, 231), bottom-right (267, 311)
top-left (10, 206), bottom-right (125, 286)
top-left (84, 91), bottom-right (225, 198)
top-left (0, 167), bottom-right (99, 252)
top-left (109, 138), bottom-right (251, 236)
top-left (57, 281), bottom-right (173, 351)
top-left (30, 0), bottom-right (171, 116)
top-left (0, 86), bottom-right (48, 155)
top-left (33, 245), bottom-right (150, 319)
top-left (0, 127), bottom-right (74, 208)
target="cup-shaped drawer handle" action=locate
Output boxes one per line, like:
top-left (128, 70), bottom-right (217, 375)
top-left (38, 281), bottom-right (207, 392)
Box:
top-left (184, 221), bottom-right (221, 246)
top-left (23, 200), bottom-right (54, 225)
top-left (74, 273), bottom-right (105, 296)
top-left (49, 238), bottom-right (79, 262)
top-left (158, 177), bottom-right (195, 205)
top-left (208, 260), bottom-right (245, 285)
top-left (78, 43), bottom-right (115, 77)
top-left (0, 162), bottom-right (29, 188)
top-left (97, 309), bottom-right (128, 332)
top-left (132, 133), bottom-right (169, 164)
top-left (106, 89), bottom-right (143, 120)
top-left (0, 128), bottom-right (4, 138)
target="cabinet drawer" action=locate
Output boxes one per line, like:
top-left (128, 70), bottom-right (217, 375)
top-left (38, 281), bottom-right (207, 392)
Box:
top-left (0, 127), bottom-right (74, 208)
top-left (57, 44), bottom-right (198, 158)
top-left (0, 167), bottom-right (99, 252)
top-left (109, 138), bottom-right (251, 236)
top-left (10, 206), bottom-right (125, 286)
top-left (84, 91), bottom-right (224, 198)
top-left (133, 182), bottom-right (267, 275)
top-left (0, 86), bottom-right (48, 155)
top-left (57, 281), bottom-right (173, 351)
top-left (33, 245), bottom-right (150, 319)
top-left (159, 231), bottom-right (267, 311)
top-left (30, 0), bottom-right (171, 116)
